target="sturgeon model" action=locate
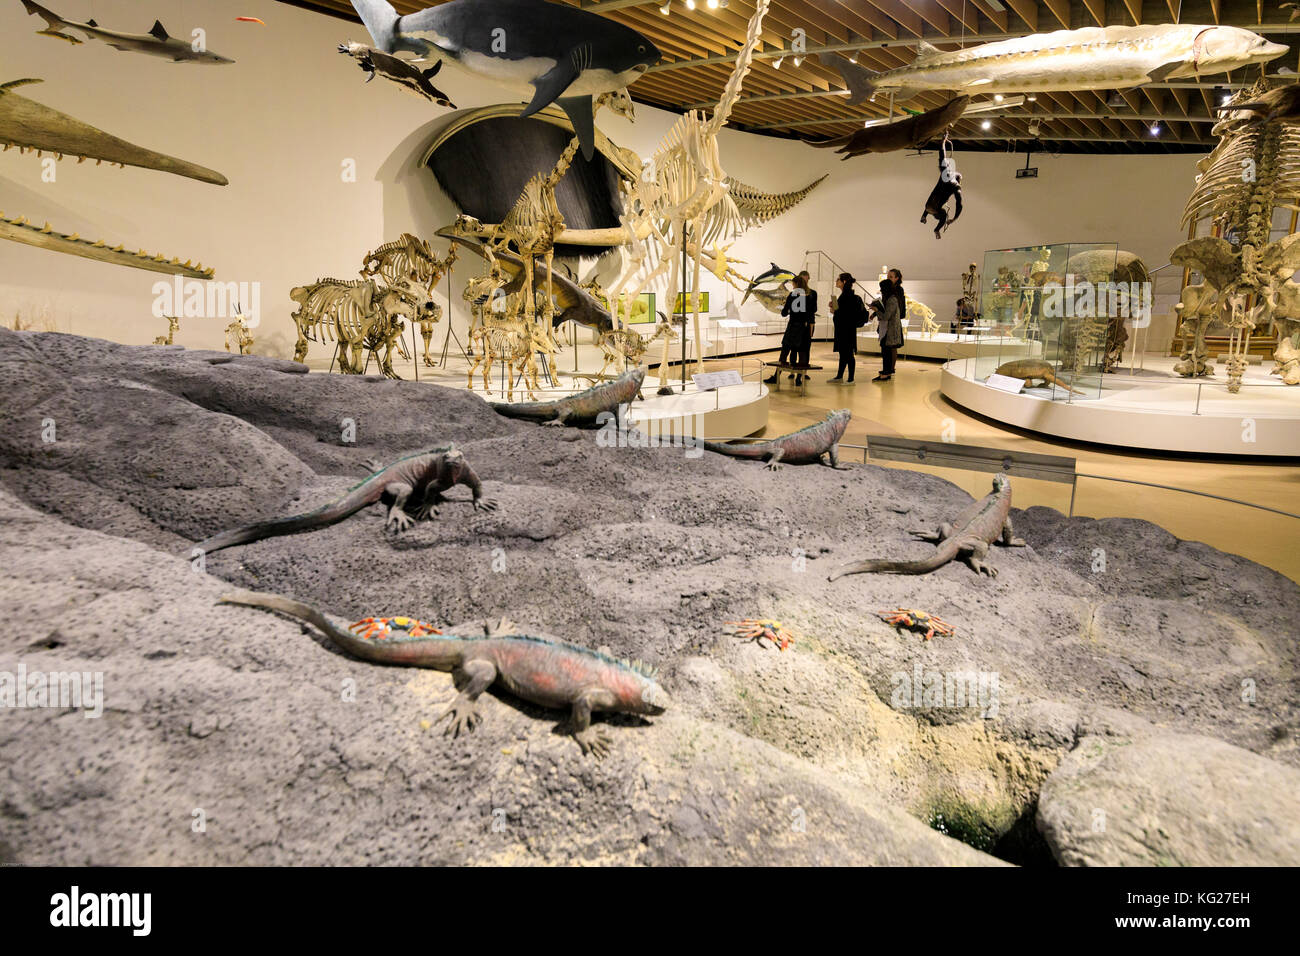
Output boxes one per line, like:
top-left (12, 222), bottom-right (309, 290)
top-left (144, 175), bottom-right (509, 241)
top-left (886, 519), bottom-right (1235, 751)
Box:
top-left (821, 25), bottom-right (1287, 103)
top-left (219, 590), bottom-right (670, 758)
top-left (20, 1), bottom-right (235, 64)
top-left (349, 0), bottom-right (660, 159)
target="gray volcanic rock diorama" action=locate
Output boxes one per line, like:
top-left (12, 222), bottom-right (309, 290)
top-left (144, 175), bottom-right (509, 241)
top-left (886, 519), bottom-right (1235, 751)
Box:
top-left (1, 328), bottom-right (1297, 865)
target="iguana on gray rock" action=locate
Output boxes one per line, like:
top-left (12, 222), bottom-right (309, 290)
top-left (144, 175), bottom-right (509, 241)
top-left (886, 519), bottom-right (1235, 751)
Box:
top-left (704, 409), bottom-right (852, 470)
top-left (993, 359), bottom-right (1086, 395)
top-left (490, 366), bottom-right (645, 427)
top-left (828, 473), bottom-right (1025, 579)
top-left (192, 447), bottom-right (495, 555)
top-left (218, 589), bottom-right (670, 758)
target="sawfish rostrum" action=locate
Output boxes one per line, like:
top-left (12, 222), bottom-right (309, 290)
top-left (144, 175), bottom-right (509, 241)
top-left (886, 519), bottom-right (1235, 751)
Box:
top-left (350, 0), bottom-right (659, 159)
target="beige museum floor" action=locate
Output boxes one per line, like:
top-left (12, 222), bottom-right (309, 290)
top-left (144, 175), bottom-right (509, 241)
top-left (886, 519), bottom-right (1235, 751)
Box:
top-left (707, 343), bottom-right (1300, 584)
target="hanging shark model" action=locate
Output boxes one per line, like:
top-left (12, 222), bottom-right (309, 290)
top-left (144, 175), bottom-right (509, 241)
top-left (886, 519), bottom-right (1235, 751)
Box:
top-left (811, 96), bottom-right (969, 157)
top-left (19, 0), bottom-right (235, 63)
top-left (821, 24), bottom-right (1287, 103)
top-left (349, 0), bottom-right (660, 160)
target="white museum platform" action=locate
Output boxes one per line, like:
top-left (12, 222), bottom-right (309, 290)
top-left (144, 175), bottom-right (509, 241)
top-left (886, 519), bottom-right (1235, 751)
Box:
top-left (940, 354), bottom-right (1300, 456)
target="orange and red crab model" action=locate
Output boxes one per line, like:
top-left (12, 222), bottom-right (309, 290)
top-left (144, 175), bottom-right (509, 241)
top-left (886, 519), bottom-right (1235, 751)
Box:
top-left (348, 616), bottom-right (442, 640)
top-left (726, 618), bottom-right (798, 651)
top-left (876, 608), bottom-right (954, 641)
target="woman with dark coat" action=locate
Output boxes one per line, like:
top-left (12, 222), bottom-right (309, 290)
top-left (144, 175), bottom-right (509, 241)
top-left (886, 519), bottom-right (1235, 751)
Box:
top-left (830, 272), bottom-right (864, 384)
top-left (875, 275), bottom-right (905, 382)
top-left (764, 276), bottom-right (818, 386)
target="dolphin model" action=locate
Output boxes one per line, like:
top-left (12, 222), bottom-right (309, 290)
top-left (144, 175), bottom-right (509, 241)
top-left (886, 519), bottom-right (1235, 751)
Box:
top-left (821, 24), bottom-right (1287, 103)
top-left (349, 0), bottom-right (660, 160)
top-left (811, 96), bottom-right (969, 157)
top-left (741, 263), bottom-right (796, 305)
top-left (19, 0), bottom-right (235, 64)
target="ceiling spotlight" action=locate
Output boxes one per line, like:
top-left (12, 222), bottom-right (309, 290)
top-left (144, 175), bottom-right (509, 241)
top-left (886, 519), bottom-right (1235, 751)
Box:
top-left (1026, 94), bottom-right (1037, 102)
top-left (1221, 94), bottom-right (1231, 106)
top-left (659, 2), bottom-right (669, 11)
top-left (981, 119), bottom-right (991, 130)
top-left (849, 54), bottom-right (858, 64)
top-left (707, 0), bottom-right (718, 7)
top-left (774, 56), bottom-right (784, 69)
top-left (994, 93), bottom-right (1004, 103)
top-left (793, 56), bottom-right (802, 67)
top-left (1028, 120), bottom-right (1042, 137)
top-left (684, 0), bottom-right (694, 9)
top-left (1149, 122), bottom-right (1161, 136)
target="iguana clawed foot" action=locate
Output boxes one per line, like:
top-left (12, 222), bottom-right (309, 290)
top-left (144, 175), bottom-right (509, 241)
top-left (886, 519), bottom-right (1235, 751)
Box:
top-left (541, 418), bottom-right (567, 428)
top-left (573, 726), bottom-right (611, 759)
top-left (386, 509), bottom-right (415, 533)
top-left (437, 699), bottom-right (482, 738)
top-left (474, 498), bottom-right (499, 512)
top-left (360, 457), bottom-right (384, 473)
top-left (416, 501), bottom-right (440, 520)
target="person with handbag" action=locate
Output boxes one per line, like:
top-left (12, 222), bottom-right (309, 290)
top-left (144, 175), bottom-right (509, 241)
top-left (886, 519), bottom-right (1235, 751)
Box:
top-left (875, 274), bottom-right (905, 382)
top-left (830, 272), bottom-right (864, 385)
top-left (764, 276), bottom-right (817, 386)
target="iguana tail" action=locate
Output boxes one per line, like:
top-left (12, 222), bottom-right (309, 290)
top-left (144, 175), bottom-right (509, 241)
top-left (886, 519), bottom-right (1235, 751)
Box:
top-left (702, 439), bottom-right (769, 460)
top-left (219, 589), bottom-right (361, 646)
top-left (828, 541), bottom-right (958, 580)
top-left (219, 589), bottom-right (449, 666)
top-left (193, 496), bottom-right (370, 555)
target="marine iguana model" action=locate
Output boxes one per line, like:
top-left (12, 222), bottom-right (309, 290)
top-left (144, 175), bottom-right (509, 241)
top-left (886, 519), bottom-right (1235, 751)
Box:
top-left (20, 1), bottom-right (235, 64)
top-left (993, 358), bottom-right (1086, 395)
top-left (338, 41), bottom-right (455, 108)
top-left (193, 447), bottom-right (495, 555)
top-left (349, 0), bottom-right (660, 159)
top-left (828, 473), bottom-right (1026, 579)
top-left (218, 590), bottom-right (670, 758)
top-left (703, 409), bottom-right (852, 470)
top-left (489, 365), bottom-right (645, 426)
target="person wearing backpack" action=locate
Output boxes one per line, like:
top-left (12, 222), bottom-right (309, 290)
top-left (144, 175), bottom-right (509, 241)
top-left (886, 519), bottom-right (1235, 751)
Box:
top-left (764, 275), bottom-right (817, 386)
top-left (830, 272), bottom-right (864, 385)
top-left (875, 271), bottom-right (905, 382)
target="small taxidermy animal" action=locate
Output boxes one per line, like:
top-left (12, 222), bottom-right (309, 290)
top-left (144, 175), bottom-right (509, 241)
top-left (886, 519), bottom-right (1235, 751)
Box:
top-left (338, 41), bottom-right (455, 108)
top-left (19, 0), bottom-right (235, 63)
top-left (920, 135), bottom-right (962, 240)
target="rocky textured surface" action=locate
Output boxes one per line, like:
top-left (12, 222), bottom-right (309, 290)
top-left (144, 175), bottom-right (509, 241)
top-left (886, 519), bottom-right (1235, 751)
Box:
top-left (0, 329), bottom-right (1296, 865)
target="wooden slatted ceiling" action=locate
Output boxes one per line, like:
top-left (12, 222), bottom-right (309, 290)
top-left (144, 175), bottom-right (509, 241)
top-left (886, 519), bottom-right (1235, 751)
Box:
top-left (280, 0), bottom-right (1298, 153)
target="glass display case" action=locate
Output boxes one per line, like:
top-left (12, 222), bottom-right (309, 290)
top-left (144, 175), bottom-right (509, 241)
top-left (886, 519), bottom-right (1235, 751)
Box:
top-left (970, 242), bottom-right (1128, 401)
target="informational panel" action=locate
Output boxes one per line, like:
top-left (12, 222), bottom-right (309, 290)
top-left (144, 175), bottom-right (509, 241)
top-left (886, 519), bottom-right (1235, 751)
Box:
top-left (984, 373), bottom-right (1028, 394)
top-left (692, 369), bottom-right (744, 391)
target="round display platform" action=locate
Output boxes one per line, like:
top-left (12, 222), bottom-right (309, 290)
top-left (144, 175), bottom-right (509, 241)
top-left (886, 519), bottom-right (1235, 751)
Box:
top-left (859, 330), bottom-right (1042, 361)
top-left (940, 355), bottom-right (1300, 456)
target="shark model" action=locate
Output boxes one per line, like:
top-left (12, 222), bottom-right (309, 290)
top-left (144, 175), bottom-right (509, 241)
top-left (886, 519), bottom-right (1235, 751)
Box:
top-left (821, 24), bottom-right (1287, 103)
top-left (350, 0), bottom-right (660, 159)
top-left (811, 96), bottom-right (969, 157)
top-left (20, 0), bottom-right (235, 63)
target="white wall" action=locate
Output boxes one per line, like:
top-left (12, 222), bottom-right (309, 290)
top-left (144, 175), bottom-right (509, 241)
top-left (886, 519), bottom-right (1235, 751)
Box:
top-left (0, 0), bottom-right (1199, 355)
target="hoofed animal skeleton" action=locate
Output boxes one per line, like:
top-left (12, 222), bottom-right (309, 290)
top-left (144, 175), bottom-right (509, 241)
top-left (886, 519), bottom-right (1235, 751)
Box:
top-left (224, 314), bottom-right (253, 355)
top-left (362, 233), bottom-right (457, 367)
top-left (152, 315), bottom-right (178, 346)
top-left (289, 277), bottom-right (430, 377)
top-left (595, 321), bottom-right (677, 380)
top-left (1174, 81), bottom-right (1300, 390)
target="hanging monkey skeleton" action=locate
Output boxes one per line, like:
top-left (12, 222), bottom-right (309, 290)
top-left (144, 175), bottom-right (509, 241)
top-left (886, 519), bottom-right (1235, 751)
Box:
top-left (921, 135), bottom-right (963, 239)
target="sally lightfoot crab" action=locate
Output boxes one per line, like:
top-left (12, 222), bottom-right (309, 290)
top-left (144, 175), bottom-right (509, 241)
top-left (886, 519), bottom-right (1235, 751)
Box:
top-left (726, 619), bottom-right (798, 651)
top-left (877, 608), bottom-right (954, 641)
